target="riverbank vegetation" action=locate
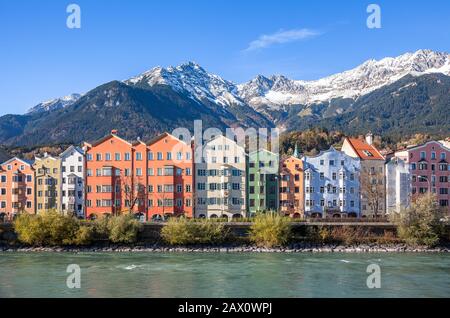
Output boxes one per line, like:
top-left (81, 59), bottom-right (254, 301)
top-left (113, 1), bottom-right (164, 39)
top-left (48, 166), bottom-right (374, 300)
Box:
top-left (249, 213), bottom-right (291, 248)
top-left (390, 194), bottom-right (445, 247)
top-left (161, 218), bottom-right (228, 245)
top-left (13, 211), bottom-right (142, 246)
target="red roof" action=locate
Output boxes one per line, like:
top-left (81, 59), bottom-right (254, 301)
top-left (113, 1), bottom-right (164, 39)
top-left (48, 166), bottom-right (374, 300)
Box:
top-left (346, 138), bottom-right (384, 160)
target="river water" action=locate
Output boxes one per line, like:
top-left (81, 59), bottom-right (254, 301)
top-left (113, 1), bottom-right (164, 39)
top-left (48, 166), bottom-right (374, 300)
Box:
top-left (0, 252), bottom-right (448, 297)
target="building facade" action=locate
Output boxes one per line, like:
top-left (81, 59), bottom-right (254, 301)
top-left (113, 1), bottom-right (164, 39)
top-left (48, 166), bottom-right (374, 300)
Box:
top-left (247, 149), bottom-right (279, 215)
top-left (303, 147), bottom-right (361, 218)
top-left (33, 154), bottom-right (61, 214)
top-left (84, 130), bottom-right (136, 219)
top-left (60, 146), bottom-right (85, 217)
top-left (385, 157), bottom-right (411, 214)
top-left (0, 158), bottom-right (35, 219)
top-left (279, 155), bottom-right (304, 218)
top-left (395, 141), bottom-right (450, 212)
top-left (147, 133), bottom-right (194, 220)
top-left (195, 135), bottom-right (246, 219)
top-left (342, 134), bottom-right (386, 217)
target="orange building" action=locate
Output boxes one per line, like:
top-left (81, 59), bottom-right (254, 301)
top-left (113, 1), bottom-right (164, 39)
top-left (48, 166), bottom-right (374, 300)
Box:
top-left (146, 133), bottom-right (193, 220)
top-left (84, 130), bottom-right (137, 219)
top-left (279, 155), bottom-right (304, 218)
top-left (84, 130), bottom-right (194, 220)
top-left (0, 158), bottom-right (35, 219)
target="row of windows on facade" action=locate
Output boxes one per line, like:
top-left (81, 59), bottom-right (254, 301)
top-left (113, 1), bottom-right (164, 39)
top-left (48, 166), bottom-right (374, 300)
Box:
top-left (0, 175), bottom-right (33, 183)
top-left (411, 187), bottom-right (450, 195)
top-left (86, 198), bottom-right (192, 208)
top-left (196, 197), bottom-right (244, 206)
top-left (0, 188), bottom-right (33, 195)
top-left (413, 151), bottom-right (447, 160)
top-left (87, 151), bottom-right (192, 162)
top-left (411, 175), bottom-right (449, 183)
top-left (62, 165), bottom-right (83, 173)
top-left (305, 172), bottom-right (356, 181)
top-left (410, 163), bottom-right (449, 171)
top-left (305, 199), bottom-right (356, 208)
top-left (87, 184), bottom-right (192, 194)
top-left (87, 167), bottom-right (192, 177)
top-left (196, 169), bottom-right (243, 177)
top-left (0, 201), bottom-right (32, 209)
top-left (248, 161), bottom-right (276, 168)
top-left (249, 186), bottom-right (277, 195)
top-left (305, 186), bottom-right (357, 194)
top-left (248, 199), bottom-right (276, 207)
top-left (196, 183), bottom-right (243, 191)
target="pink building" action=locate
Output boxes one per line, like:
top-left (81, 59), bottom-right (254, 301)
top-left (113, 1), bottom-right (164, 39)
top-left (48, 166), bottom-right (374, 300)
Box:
top-left (395, 141), bottom-right (450, 211)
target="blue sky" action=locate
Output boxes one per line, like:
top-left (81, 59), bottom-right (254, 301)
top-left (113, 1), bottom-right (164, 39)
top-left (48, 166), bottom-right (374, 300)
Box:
top-left (1, 0), bottom-right (450, 115)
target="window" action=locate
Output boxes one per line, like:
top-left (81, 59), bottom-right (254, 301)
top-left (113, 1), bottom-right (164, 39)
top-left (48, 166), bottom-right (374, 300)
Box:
top-left (96, 154), bottom-right (102, 161)
top-left (197, 183), bottom-right (205, 191)
top-left (431, 152), bottom-right (436, 160)
top-left (136, 168), bottom-right (142, 176)
top-left (157, 152), bottom-right (163, 160)
top-left (148, 152), bottom-right (154, 161)
top-left (177, 184), bottom-right (182, 193)
top-left (186, 168), bottom-right (191, 176)
top-left (420, 151), bottom-right (426, 160)
top-left (136, 152), bottom-right (142, 161)
top-left (148, 168), bottom-right (154, 176)
top-left (186, 184), bottom-right (191, 193)
top-left (177, 152), bottom-right (182, 160)
top-left (87, 154), bottom-right (93, 161)
top-left (167, 152), bottom-right (172, 160)
top-left (320, 160), bottom-right (324, 165)
top-left (105, 153), bottom-right (111, 161)
top-left (329, 160), bottom-right (335, 166)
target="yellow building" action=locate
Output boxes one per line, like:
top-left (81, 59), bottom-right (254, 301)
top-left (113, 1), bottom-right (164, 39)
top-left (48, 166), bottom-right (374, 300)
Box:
top-left (33, 153), bottom-right (61, 214)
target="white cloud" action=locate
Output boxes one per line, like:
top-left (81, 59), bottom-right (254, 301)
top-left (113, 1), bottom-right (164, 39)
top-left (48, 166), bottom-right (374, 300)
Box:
top-left (244, 28), bottom-right (320, 52)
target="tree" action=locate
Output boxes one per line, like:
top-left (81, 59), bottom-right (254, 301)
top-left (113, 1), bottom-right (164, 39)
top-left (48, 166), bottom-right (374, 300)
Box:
top-left (360, 166), bottom-right (385, 217)
top-left (390, 193), bottom-right (444, 247)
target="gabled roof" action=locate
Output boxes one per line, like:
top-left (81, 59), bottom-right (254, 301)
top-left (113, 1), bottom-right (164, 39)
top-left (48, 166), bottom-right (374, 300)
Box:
top-left (345, 138), bottom-right (384, 160)
top-left (60, 145), bottom-right (84, 158)
top-left (1, 157), bottom-right (34, 167)
top-left (399, 140), bottom-right (450, 153)
top-left (146, 132), bottom-right (189, 146)
top-left (84, 130), bottom-right (133, 148)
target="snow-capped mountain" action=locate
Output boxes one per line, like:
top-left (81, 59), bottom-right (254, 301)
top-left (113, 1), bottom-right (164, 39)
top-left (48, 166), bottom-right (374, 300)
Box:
top-left (125, 61), bottom-right (245, 107)
top-left (121, 49), bottom-right (450, 114)
top-left (27, 93), bottom-right (81, 114)
top-left (238, 49), bottom-right (450, 109)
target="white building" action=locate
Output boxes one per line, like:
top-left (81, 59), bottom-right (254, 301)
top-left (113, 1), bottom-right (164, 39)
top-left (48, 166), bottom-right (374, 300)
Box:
top-left (60, 146), bottom-right (85, 217)
top-left (303, 147), bottom-right (361, 218)
top-left (385, 157), bottom-right (411, 214)
top-left (195, 135), bottom-right (246, 219)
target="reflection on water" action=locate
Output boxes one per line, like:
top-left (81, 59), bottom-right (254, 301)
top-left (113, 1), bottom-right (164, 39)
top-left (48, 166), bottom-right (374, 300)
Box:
top-left (0, 252), bottom-right (449, 298)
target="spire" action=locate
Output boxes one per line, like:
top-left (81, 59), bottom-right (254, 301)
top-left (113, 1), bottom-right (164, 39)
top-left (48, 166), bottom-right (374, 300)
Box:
top-left (293, 143), bottom-right (300, 158)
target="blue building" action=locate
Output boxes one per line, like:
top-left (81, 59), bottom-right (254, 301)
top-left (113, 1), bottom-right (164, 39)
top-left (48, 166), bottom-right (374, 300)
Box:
top-left (303, 147), bottom-right (361, 218)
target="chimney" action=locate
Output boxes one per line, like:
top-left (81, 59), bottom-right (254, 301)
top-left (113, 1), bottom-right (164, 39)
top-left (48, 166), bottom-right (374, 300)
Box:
top-left (111, 129), bottom-right (118, 135)
top-left (365, 132), bottom-right (373, 145)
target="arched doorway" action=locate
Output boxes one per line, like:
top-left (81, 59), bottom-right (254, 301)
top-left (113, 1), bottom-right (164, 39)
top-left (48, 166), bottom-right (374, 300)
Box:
top-left (348, 212), bottom-right (357, 218)
top-left (220, 214), bottom-right (229, 221)
top-left (311, 212), bottom-right (322, 218)
top-left (209, 214), bottom-right (218, 219)
top-left (88, 213), bottom-right (98, 220)
top-left (332, 213), bottom-right (341, 218)
top-left (232, 214), bottom-right (243, 220)
top-left (151, 214), bottom-right (163, 222)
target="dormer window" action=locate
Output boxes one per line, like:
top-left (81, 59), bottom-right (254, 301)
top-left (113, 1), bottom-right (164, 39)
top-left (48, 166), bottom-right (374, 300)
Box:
top-left (362, 150), bottom-right (373, 157)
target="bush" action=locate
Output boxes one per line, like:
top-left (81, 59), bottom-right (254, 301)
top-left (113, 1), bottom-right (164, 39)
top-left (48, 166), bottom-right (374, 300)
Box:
top-left (391, 194), bottom-right (444, 247)
top-left (249, 213), bottom-right (291, 247)
top-left (161, 218), bottom-right (228, 245)
top-left (14, 211), bottom-right (94, 246)
top-left (107, 214), bottom-right (142, 244)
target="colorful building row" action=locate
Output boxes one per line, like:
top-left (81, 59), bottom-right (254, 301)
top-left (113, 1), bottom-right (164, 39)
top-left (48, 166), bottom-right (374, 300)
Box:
top-left (0, 131), bottom-right (448, 221)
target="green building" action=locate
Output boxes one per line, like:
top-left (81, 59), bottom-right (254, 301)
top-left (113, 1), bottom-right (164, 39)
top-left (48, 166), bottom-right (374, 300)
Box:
top-left (246, 149), bottom-right (279, 215)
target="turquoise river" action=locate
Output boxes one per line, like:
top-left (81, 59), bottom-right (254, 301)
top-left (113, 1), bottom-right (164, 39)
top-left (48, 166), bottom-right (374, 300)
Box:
top-left (0, 252), bottom-right (449, 297)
